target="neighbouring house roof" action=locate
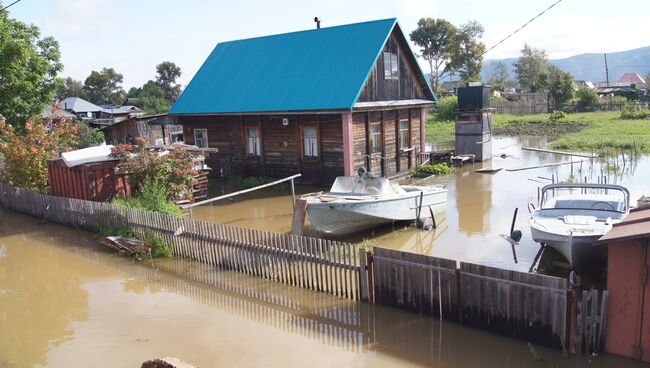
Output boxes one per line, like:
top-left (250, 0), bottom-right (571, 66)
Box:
top-left (170, 18), bottom-right (435, 115)
top-left (440, 80), bottom-right (461, 91)
top-left (41, 105), bottom-right (78, 119)
top-left (101, 105), bottom-right (143, 115)
top-left (60, 97), bottom-right (103, 113)
top-left (616, 72), bottom-right (646, 85)
top-left (594, 208), bottom-right (650, 245)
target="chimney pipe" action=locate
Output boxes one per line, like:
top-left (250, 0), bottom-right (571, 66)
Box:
top-left (314, 17), bottom-right (321, 29)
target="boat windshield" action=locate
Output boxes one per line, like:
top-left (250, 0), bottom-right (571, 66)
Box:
top-left (330, 176), bottom-right (400, 196)
top-left (541, 187), bottom-right (628, 213)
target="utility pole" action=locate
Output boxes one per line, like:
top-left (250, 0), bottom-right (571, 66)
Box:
top-left (604, 53), bottom-right (609, 87)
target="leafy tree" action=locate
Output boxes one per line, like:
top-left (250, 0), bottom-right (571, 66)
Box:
top-left (155, 61), bottom-right (182, 103)
top-left (547, 65), bottom-right (574, 106)
top-left (83, 67), bottom-right (126, 105)
top-left (513, 44), bottom-right (549, 92)
top-left (575, 86), bottom-right (599, 111)
top-left (487, 61), bottom-right (511, 91)
top-left (409, 18), bottom-right (456, 92)
top-left (76, 120), bottom-right (105, 148)
top-left (447, 21), bottom-right (485, 83)
top-left (56, 77), bottom-right (87, 100)
top-left (410, 18), bottom-right (485, 90)
top-left (128, 81), bottom-right (170, 114)
top-left (0, 115), bottom-right (78, 192)
top-left (0, 8), bottom-right (63, 129)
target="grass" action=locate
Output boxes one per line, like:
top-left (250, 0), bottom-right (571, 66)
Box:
top-left (426, 111), bottom-right (650, 153)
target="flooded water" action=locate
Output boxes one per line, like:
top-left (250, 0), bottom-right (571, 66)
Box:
top-left (192, 136), bottom-right (650, 272)
top-left (1, 209), bottom-right (647, 367)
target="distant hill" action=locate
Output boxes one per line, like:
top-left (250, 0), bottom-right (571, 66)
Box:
top-left (481, 46), bottom-right (650, 83)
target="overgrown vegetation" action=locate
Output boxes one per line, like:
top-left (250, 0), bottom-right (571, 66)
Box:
top-left (433, 96), bottom-right (458, 122)
top-left (0, 117), bottom-right (78, 192)
top-left (98, 223), bottom-right (134, 238)
top-left (142, 230), bottom-right (173, 258)
top-left (574, 87), bottom-right (599, 111)
top-left (409, 163), bottom-right (454, 176)
top-left (112, 176), bottom-right (184, 217)
top-left (620, 103), bottom-right (650, 120)
top-left (76, 121), bottom-right (105, 148)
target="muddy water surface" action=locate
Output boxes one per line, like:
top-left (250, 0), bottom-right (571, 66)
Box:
top-left (192, 136), bottom-right (650, 272)
top-left (1, 210), bottom-right (647, 367)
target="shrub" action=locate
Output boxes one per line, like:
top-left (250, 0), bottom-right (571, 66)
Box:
top-left (575, 87), bottom-right (599, 111)
top-left (113, 176), bottom-right (184, 217)
top-left (98, 224), bottom-right (134, 238)
top-left (409, 163), bottom-right (454, 176)
top-left (549, 110), bottom-right (567, 121)
top-left (434, 96), bottom-right (458, 121)
top-left (621, 103), bottom-right (650, 120)
top-left (76, 121), bottom-right (105, 148)
top-left (142, 230), bottom-right (173, 258)
top-left (0, 116), bottom-right (78, 192)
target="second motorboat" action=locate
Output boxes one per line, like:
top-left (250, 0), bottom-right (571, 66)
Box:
top-left (303, 170), bottom-right (447, 236)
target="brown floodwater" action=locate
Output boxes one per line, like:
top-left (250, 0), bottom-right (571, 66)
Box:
top-left (1, 209), bottom-right (647, 367)
top-left (191, 136), bottom-right (650, 272)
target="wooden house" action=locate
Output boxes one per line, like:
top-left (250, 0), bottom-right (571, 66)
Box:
top-left (102, 114), bottom-right (183, 146)
top-left (169, 18), bottom-right (437, 184)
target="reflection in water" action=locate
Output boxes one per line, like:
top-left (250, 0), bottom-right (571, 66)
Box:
top-left (455, 166), bottom-right (492, 235)
top-left (0, 215), bottom-right (112, 368)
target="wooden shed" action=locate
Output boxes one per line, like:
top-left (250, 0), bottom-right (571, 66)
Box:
top-left (169, 18), bottom-right (437, 184)
top-left (47, 159), bottom-right (131, 202)
top-left (594, 208), bottom-right (650, 362)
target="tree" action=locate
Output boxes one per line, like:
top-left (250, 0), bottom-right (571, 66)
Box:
top-left (128, 80), bottom-right (170, 114)
top-left (513, 44), bottom-right (549, 92)
top-left (83, 67), bottom-right (126, 105)
top-left (409, 18), bottom-right (456, 92)
top-left (0, 115), bottom-right (78, 192)
top-left (155, 61), bottom-right (182, 103)
top-left (547, 65), bottom-right (574, 107)
top-left (447, 21), bottom-right (485, 83)
top-left (0, 8), bottom-right (63, 129)
top-left (575, 86), bottom-right (599, 111)
top-left (487, 61), bottom-right (511, 91)
top-left (56, 77), bottom-right (87, 100)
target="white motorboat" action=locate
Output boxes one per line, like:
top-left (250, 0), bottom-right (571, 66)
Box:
top-left (528, 183), bottom-right (630, 268)
top-left (303, 172), bottom-right (447, 236)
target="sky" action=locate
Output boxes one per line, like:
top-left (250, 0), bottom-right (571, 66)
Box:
top-left (7, 0), bottom-right (650, 89)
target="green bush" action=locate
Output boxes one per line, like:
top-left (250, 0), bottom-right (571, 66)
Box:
top-left (575, 87), bottom-right (599, 111)
top-left (409, 163), bottom-right (454, 176)
top-left (98, 224), bottom-right (134, 238)
top-left (621, 103), bottom-right (650, 120)
top-left (143, 230), bottom-right (173, 258)
top-left (113, 176), bottom-right (184, 217)
top-left (434, 96), bottom-right (458, 121)
top-left (549, 110), bottom-right (567, 121)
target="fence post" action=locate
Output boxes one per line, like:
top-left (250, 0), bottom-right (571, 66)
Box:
top-left (358, 248), bottom-right (369, 302)
top-left (567, 286), bottom-right (578, 354)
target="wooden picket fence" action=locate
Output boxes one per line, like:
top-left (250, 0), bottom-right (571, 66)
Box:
top-left (0, 181), bottom-right (362, 301)
top-left (575, 289), bottom-right (608, 355)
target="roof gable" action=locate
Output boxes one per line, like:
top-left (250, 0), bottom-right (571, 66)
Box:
top-left (171, 18), bottom-right (434, 115)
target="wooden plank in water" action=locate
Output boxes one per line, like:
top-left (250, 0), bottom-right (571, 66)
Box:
top-left (522, 146), bottom-right (596, 158)
top-left (505, 160), bottom-right (585, 172)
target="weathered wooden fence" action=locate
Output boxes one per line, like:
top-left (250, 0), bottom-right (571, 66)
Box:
top-left (459, 262), bottom-right (568, 348)
top-left (575, 289), bottom-right (608, 355)
top-left (370, 246), bottom-right (570, 348)
top-left (0, 181), bottom-right (362, 301)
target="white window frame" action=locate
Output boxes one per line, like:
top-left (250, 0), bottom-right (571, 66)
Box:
top-left (246, 127), bottom-right (261, 156)
top-left (302, 126), bottom-right (319, 158)
top-left (369, 123), bottom-right (382, 154)
top-left (399, 119), bottom-right (410, 149)
top-left (383, 52), bottom-right (399, 80)
top-left (194, 128), bottom-right (208, 148)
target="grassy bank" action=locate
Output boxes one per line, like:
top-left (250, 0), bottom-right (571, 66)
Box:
top-left (426, 111), bottom-right (650, 153)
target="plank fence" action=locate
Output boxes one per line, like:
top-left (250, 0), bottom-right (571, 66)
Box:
top-left (0, 181), bottom-right (608, 353)
top-left (0, 181), bottom-right (362, 301)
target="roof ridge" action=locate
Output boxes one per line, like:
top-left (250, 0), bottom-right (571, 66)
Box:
top-left (217, 18), bottom-right (397, 46)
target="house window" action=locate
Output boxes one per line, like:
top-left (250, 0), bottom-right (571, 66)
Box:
top-left (246, 127), bottom-right (261, 156)
top-left (369, 123), bottom-right (382, 153)
top-left (194, 129), bottom-right (208, 148)
top-left (384, 52), bottom-right (399, 80)
top-left (302, 126), bottom-right (318, 157)
top-left (399, 120), bottom-right (410, 149)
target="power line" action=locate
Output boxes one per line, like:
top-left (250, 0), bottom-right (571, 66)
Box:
top-left (0, 0), bottom-right (23, 13)
top-left (483, 0), bottom-right (564, 56)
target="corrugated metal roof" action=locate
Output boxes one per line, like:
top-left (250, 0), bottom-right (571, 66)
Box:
top-left (60, 97), bottom-right (103, 113)
top-left (170, 18), bottom-right (433, 115)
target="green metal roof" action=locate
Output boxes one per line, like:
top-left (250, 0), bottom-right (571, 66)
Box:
top-left (170, 18), bottom-right (434, 115)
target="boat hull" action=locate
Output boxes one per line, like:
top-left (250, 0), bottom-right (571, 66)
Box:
top-left (530, 225), bottom-right (607, 269)
top-left (307, 190), bottom-right (447, 236)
